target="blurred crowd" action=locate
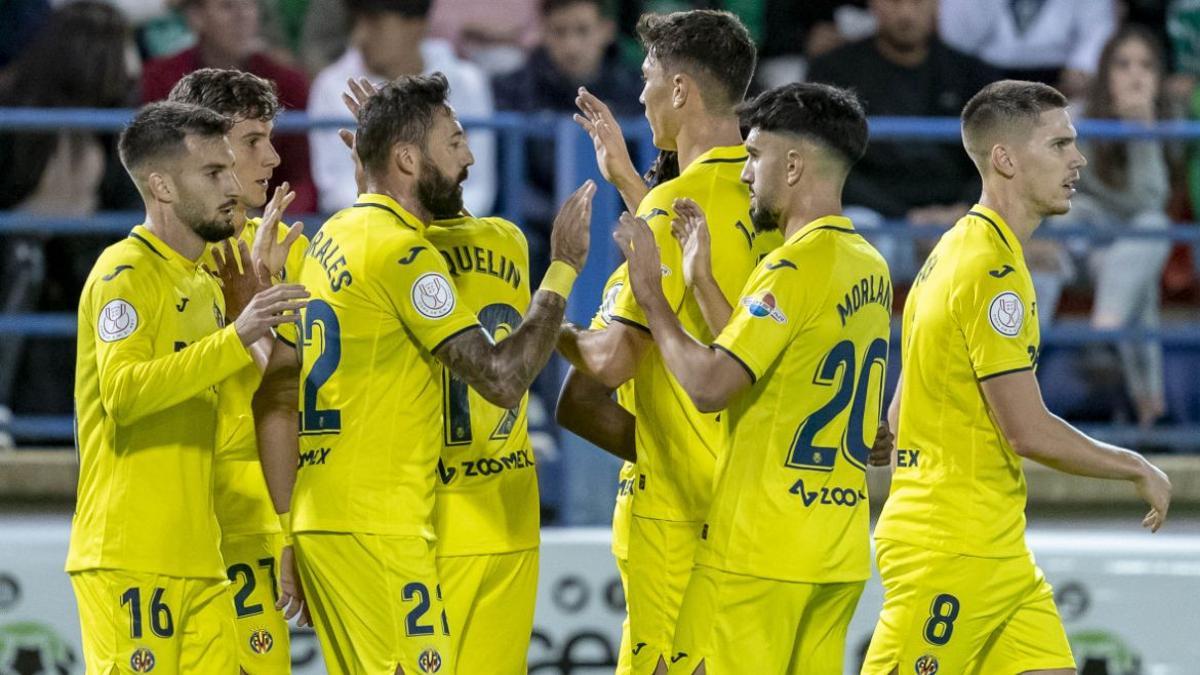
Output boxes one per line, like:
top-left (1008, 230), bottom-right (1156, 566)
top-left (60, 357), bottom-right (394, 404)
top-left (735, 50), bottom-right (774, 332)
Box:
top-left (2, 0), bottom-right (1200, 438)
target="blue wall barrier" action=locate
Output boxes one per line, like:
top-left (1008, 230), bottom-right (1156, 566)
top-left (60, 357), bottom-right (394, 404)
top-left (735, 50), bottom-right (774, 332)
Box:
top-left (2, 109), bottom-right (1200, 455)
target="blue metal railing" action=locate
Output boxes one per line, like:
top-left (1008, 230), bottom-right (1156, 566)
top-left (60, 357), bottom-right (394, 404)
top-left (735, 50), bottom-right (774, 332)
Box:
top-left (2, 109), bottom-right (1200, 448)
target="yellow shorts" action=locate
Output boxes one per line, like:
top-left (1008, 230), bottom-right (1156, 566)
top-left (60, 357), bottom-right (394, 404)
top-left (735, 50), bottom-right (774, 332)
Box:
top-left (626, 516), bottom-right (701, 672)
top-left (295, 532), bottom-right (452, 675)
top-left (437, 548), bottom-right (538, 674)
top-left (221, 532), bottom-right (291, 674)
top-left (615, 555), bottom-right (631, 675)
top-left (669, 565), bottom-right (863, 674)
top-left (863, 539), bottom-right (1076, 675)
top-left (70, 569), bottom-right (237, 674)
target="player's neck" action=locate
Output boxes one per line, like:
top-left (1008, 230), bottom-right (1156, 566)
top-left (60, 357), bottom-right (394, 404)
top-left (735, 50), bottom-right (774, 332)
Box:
top-left (782, 186), bottom-right (843, 240)
top-left (673, 116), bottom-right (743, 171)
top-left (364, 178), bottom-right (431, 224)
top-left (977, 188), bottom-right (1041, 243)
top-left (143, 205), bottom-right (206, 262)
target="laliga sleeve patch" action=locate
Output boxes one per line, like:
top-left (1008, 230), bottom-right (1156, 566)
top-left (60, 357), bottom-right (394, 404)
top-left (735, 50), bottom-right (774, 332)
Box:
top-left (97, 299), bottom-right (138, 342)
top-left (988, 291), bottom-right (1024, 337)
top-left (411, 272), bottom-right (456, 319)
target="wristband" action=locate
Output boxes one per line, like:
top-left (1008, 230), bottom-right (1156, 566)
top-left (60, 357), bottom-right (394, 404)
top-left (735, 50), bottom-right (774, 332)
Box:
top-left (540, 260), bottom-right (578, 299)
top-left (279, 512), bottom-right (293, 547)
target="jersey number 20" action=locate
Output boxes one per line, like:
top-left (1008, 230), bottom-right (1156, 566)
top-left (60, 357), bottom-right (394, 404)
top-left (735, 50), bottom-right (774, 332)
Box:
top-left (787, 338), bottom-right (887, 472)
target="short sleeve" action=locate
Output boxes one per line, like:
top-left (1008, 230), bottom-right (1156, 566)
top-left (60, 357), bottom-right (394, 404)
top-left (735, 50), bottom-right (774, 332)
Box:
top-left (375, 237), bottom-right (481, 353)
top-left (590, 265), bottom-right (629, 330)
top-left (953, 263), bottom-right (1036, 380)
top-left (608, 191), bottom-right (686, 329)
top-left (712, 258), bottom-right (805, 382)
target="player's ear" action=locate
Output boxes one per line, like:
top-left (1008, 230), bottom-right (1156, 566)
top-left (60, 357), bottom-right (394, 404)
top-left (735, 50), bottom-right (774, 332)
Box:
top-left (785, 147), bottom-right (803, 187)
top-left (672, 73), bottom-right (688, 109)
top-left (990, 143), bottom-right (1016, 179)
top-left (394, 142), bottom-right (419, 178)
top-left (146, 171), bottom-right (175, 204)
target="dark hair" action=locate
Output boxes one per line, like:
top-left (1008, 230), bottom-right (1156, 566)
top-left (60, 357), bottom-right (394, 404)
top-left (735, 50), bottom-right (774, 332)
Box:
top-left (961, 80), bottom-right (1069, 156)
top-left (1086, 25), bottom-right (1166, 189)
top-left (344, 0), bottom-right (432, 20)
top-left (168, 69), bottom-right (280, 122)
top-left (356, 73), bottom-right (451, 175)
top-left (542, 0), bottom-right (604, 17)
top-left (737, 82), bottom-right (868, 167)
top-left (643, 150), bottom-right (679, 186)
top-left (118, 102), bottom-right (233, 175)
top-left (636, 10), bottom-right (757, 113)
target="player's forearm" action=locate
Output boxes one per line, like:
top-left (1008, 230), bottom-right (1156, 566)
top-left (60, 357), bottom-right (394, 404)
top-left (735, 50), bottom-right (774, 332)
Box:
top-left (252, 360), bottom-right (300, 514)
top-left (442, 290), bottom-right (566, 409)
top-left (555, 368), bottom-right (636, 463)
top-left (101, 325), bottom-right (251, 424)
top-left (642, 297), bottom-right (727, 412)
top-left (692, 273), bottom-right (732, 335)
top-left (1014, 412), bottom-right (1151, 482)
top-left (556, 323), bottom-right (636, 389)
top-left (615, 173), bottom-right (648, 214)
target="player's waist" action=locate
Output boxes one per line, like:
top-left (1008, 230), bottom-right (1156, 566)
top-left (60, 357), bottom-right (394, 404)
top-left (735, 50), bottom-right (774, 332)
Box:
top-left (434, 447), bottom-right (538, 488)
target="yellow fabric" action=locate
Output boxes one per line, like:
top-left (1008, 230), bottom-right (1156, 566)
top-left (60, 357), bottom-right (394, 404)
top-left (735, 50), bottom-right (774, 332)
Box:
top-left (539, 259), bottom-right (578, 299)
top-left (291, 194), bottom-right (481, 538)
top-left (875, 204), bottom-right (1042, 558)
top-left (68, 225), bottom-right (251, 579)
top-left (221, 532), bottom-right (291, 673)
top-left (294, 532), bottom-right (453, 675)
top-left (863, 539), bottom-right (1075, 674)
top-left (70, 569), bottom-right (238, 673)
top-left (670, 566), bottom-right (864, 674)
top-left (426, 216), bottom-right (539, 556)
top-left (615, 555), bottom-right (632, 675)
top-left (608, 144), bottom-right (782, 522)
top-left (626, 516), bottom-right (702, 672)
top-left (589, 265), bottom-right (637, 560)
top-left (705, 216), bottom-right (890, 584)
top-left (437, 549), bottom-right (539, 674)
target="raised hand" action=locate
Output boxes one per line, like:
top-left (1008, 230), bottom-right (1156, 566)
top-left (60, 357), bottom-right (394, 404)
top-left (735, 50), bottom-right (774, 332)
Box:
top-left (1135, 460), bottom-right (1172, 532)
top-left (612, 212), bottom-right (664, 311)
top-left (671, 198), bottom-right (713, 288)
top-left (233, 282), bottom-right (309, 346)
top-left (869, 420), bottom-right (895, 467)
top-left (276, 544), bottom-right (311, 627)
top-left (341, 77), bottom-right (379, 119)
top-left (550, 180), bottom-right (597, 272)
top-left (252, 182), bottom-right (304, 280)
top-left (212, 239), bottom-right (264, 320)
top-left (573, 88), bottom-right (640, 191)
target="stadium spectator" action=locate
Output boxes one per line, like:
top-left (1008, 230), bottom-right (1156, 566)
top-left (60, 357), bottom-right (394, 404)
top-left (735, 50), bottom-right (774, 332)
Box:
top-left (0, 1), bottom-right (139, 418)
top-left (939, 0), bottom-right (1117, 97)
top-left (141, 0), bottom-right (317, 211)
top-left (494, 0), bottom-right (640, 281)
top-left (308, 0), bottom-right (495, 215)
top-left (757, 0), bottom-right (872, 88)
top-left (1049, 25), bottom-right (1174, 429)
top-left (807, 0), bottom-right (997, 278)
top-left (0, 0), bottom-right (50, 69)
top-left (429, 0), bottom-right (542, 76)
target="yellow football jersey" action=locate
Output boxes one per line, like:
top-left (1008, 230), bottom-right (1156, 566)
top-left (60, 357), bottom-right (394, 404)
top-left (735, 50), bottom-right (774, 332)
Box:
top-left (291, 194), bottom-right (481, 538)
top-left (608, 145), bottom-right (781, 522)
top-left (426, 215), bottom-right (538, 556)
top-left (702, 216), bottom-right (891, 583)
top-left (875, 204), bottom-right (1041, 558)
top-left (201, 217), bottom-right (309, 538)
top-left (68, 225), bottom-right (252, 579)
top-left (589, 266), bottom-right (636, 559)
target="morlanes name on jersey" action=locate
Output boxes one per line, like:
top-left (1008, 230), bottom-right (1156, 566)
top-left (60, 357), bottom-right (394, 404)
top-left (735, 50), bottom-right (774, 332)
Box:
top-left (835, 274), bottom-right (892, 327)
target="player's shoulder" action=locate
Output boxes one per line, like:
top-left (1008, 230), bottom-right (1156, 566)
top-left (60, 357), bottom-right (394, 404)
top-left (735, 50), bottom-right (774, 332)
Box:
top-left (944, 213), bottom-right (1021, 281)
top-left (88, 235), bottom-right (159, 286)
